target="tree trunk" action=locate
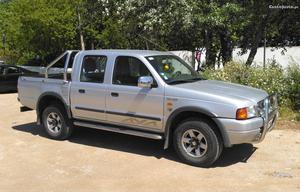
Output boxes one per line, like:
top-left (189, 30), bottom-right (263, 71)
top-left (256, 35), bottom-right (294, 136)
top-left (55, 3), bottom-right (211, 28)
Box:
top-left (205, 30), bottom-right (217, 69)
top-left (191, 50), bottom-right (195, 69)
top-left (217, 51), bottom-right (221, 69)
top-left (246, 14), bottom-right (269, 66)
top-left (219, 30), bottom-right (233, 65)
top-left (77, 8), bottom-right (85, 50)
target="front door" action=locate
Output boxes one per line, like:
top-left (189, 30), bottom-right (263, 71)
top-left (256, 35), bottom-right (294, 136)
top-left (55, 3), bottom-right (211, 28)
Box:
top-left (3, 66), bottom-right (19, 91)
top-left (70, 55), bottom-right (108, 122)
top-left (0, 66), bottom-right (7, 92)
top-left (106, 56), bottom-right (164, 131)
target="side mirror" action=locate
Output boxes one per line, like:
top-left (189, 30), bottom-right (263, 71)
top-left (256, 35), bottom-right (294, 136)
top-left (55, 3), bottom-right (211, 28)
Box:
top-left (138, 76), bottom-right (153, 88)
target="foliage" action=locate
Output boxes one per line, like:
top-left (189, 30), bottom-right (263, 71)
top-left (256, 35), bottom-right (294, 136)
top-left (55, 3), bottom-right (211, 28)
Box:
top-left (0, 0), bottom-right (79, 64)
top-left (286, 63), bottom-right (300, 111)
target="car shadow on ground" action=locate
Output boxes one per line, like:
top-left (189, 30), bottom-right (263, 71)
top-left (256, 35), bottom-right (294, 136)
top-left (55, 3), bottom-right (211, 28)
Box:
top-left (12, 122), bottom-right (257, 168)
top-left (0, 91), bottom-right (17, 94)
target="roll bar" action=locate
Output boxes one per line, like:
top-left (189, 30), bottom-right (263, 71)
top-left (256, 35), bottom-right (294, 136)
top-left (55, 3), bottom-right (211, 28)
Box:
top-left (45, 50), bottom-right (79, 81)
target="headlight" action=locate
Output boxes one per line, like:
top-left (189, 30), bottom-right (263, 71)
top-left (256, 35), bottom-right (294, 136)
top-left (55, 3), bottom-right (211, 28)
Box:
top-left (236, 105), bottom-right (257, 120)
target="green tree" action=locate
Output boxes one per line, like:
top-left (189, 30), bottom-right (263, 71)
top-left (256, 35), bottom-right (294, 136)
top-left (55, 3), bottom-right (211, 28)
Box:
top-left (1, 0), bottom-right (299, 66)
top-left (238, 0), bottom-right (300, 66)
top-left (0, 0), bottom-right (79, 64)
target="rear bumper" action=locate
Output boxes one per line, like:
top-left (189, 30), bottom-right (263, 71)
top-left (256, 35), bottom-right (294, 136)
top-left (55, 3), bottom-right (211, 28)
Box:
top-left (215, 111), bottom-right (278, 147)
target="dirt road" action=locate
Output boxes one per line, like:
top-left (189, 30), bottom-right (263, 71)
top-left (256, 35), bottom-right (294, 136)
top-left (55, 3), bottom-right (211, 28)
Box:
top-left (0, 93), bottom-right (299, 192)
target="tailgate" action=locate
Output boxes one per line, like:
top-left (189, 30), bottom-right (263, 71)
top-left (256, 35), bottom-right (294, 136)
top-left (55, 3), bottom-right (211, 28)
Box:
top-left (18, 76), bottom-right (44, 109)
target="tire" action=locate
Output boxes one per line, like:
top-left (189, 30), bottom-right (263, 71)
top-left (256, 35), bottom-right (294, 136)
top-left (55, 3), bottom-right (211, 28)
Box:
top-left (42, 104), bottom-right (73, 140)
top-left (173, 118), bottom-right (223, 167)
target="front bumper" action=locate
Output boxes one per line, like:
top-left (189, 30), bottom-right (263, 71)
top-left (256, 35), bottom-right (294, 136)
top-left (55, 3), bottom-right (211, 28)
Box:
top-left (215, 94), bottom-right (278, 147)
top-left (217, 112), bottom-right (278, 146)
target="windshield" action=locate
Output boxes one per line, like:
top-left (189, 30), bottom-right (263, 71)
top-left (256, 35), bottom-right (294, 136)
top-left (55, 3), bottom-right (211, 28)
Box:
top-left (145, 55), bottom-right (202, 84)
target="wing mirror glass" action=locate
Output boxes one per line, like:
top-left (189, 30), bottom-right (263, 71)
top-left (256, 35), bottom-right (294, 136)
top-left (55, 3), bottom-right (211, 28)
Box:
top-left (138, 76), bottom-right (153, 88)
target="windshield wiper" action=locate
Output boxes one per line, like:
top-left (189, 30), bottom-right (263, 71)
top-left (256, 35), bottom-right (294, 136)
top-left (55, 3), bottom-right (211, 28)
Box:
top-left (167, 79), bottom-right (192, 85)
top-left (167, 77), bottom-right (203, 85)
top-left (188, 77), bottom-right (204, 81)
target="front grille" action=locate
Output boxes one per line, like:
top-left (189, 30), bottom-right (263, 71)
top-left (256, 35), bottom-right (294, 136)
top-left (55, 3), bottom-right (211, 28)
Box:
top-left (257, 94), bottom-right (278, 119)
top-left (257, 99), bottom-right (265, 117)
top-left (255, 94), bottom-right (278, 141)
top-left (269, 94), bottom-right (278, 114)
top-left (257, 94), bottom-right (278, 132)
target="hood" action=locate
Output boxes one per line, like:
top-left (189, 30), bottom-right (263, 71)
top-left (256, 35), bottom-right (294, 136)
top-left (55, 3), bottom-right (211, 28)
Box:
top-left (171, 80), bottom-right (268, 106)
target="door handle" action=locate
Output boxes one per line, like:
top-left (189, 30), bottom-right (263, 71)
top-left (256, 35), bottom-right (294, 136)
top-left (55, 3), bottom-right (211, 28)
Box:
top-left (62, 80), bottom-right (69, 85)
top-left (78, 89), bottom-right (85, 94)
top-left (111, 92), bottom-right (119, 97)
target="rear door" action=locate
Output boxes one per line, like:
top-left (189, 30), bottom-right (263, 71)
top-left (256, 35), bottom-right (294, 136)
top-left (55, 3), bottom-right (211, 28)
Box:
top-left (70, 54), bottom-right (108, 122)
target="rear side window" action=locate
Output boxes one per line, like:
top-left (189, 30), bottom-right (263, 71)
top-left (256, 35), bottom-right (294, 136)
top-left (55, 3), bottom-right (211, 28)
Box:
top-left (67, 51), bottom-right (79, 69)
top-left (112, 56), bottom-right (151, 86)
top-left (46, 53), bottom-right (67, 79)
top-left (80, 55), bottom-right (107, 83)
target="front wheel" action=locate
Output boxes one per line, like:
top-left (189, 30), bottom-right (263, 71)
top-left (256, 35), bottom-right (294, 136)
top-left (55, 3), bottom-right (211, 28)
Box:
top-left (42, 104), bottom-right (73, 140)
top-left (173, 118), bottom-right (223, 167)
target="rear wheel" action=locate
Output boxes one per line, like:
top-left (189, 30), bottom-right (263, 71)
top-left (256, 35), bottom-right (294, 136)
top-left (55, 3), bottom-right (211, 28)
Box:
top-left (42, 104), bottom-right (73, 140)
top-left (173, 118), bottom-right (223, 167)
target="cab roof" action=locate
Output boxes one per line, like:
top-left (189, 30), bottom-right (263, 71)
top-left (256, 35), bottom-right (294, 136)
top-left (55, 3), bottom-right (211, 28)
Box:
top-left (78, 49), bottom-right (174, 57)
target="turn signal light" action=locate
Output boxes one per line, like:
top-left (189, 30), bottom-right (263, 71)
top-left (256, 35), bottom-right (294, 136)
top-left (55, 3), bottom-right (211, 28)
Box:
top-left (236, 108), bottom-right (248, 120)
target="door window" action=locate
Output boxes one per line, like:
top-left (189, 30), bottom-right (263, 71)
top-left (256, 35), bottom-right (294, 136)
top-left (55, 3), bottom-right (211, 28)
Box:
top-left (6, 67), bottom-right (19, 74)
top-left (112, 56), bottom-right (152, 86)
top-left (80, 55), bottom-right (107, 83)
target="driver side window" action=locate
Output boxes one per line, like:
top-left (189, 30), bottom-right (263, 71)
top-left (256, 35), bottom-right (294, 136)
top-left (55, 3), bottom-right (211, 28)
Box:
top-left (112, 56), bottom-right (152, 86)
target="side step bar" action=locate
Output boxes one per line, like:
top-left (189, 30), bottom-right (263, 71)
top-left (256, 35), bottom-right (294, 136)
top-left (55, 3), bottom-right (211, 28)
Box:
top-left (74, 120), bottom-right (163, 140)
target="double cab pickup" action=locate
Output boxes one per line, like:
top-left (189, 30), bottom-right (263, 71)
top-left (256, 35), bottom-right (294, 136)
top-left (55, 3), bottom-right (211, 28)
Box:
top-left (18, 50), bottom-right (278, 167)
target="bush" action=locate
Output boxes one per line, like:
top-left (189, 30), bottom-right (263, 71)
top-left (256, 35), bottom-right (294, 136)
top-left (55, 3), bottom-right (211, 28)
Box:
top-left (286, 63), bottom-right (300, 111)
top-left (202, 61), bottom-right (300, 120)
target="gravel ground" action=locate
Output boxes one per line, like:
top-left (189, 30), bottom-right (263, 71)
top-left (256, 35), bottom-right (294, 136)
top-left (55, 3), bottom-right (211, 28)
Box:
top-left (0, 93), bottom-right (299, 192)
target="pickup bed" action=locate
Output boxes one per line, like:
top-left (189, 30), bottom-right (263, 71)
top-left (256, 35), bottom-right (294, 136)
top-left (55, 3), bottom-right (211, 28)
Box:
top-left (18, 50), bottom-right (278, 167)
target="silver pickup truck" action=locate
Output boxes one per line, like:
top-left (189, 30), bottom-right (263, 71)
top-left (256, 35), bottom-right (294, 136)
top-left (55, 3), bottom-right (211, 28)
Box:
top-left (18, 50), bottom-right (278, 167)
